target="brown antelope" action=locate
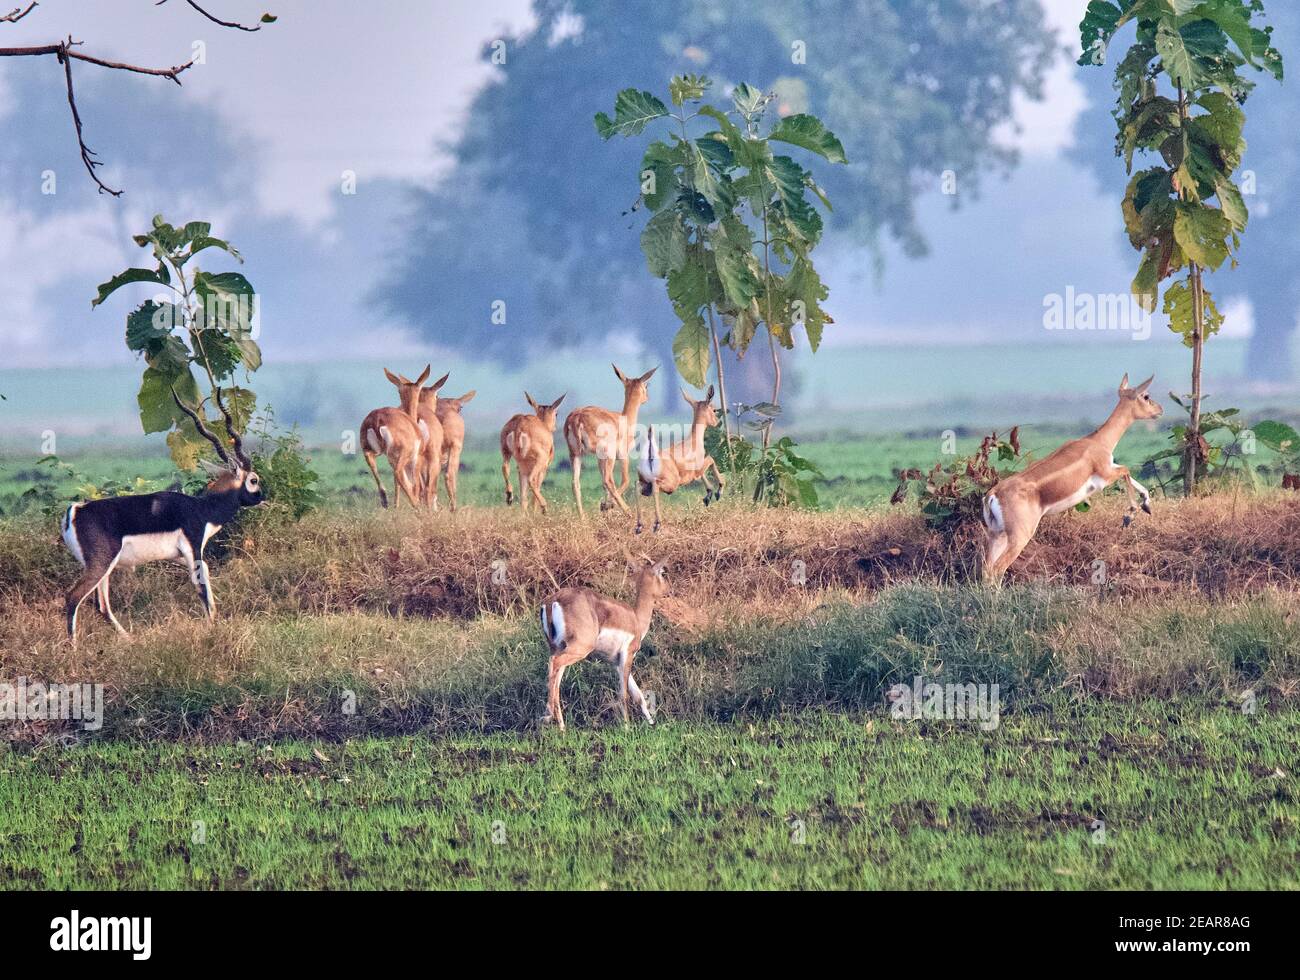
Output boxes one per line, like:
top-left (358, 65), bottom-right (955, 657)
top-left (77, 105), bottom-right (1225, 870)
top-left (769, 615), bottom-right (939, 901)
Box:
top-left (982, 374), bottom-right (1164, 583)
top-left (412, 372), bottom-right (452, 509)
top-left (539, 554), bottom-right (669, 730)
top-left (636, 385), bottom-right (726, 533)
top-left (500, 391), bottom-right (567, 513)
top-left (434, 390), bottom-right (475, 512)
top-left (360, 365), bottom-right (430, 509)
top-left (61, 388), bottom-right (265, 646)
top-left (563, 364), bottom-right (656, 517)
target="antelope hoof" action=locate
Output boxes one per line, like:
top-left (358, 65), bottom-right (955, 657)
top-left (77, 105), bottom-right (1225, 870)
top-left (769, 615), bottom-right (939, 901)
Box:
top-left (653, 520), bottom-right (661, 534)
top-left (703, 493), bottom-right (711, 506)
top-left (635, 522), bottom-right (643, 535)
top-left (1122, 514), bottom-right (1133, 528)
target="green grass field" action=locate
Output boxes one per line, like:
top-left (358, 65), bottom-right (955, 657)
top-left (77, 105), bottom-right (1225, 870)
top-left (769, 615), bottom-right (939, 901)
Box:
top-left (3, 702), bottom-right (1297, 889)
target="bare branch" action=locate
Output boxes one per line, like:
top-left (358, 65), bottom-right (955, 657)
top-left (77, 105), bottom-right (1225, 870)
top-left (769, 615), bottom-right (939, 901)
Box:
top-left (0, 42), bottom-right (194, 81)
top-left (1, 1), bottom-right (262, 194)
top-left (155, 0), bottom-right (271, 33)
top-left (58, 40), bottom-right (122, 196)
top-left (0, 3), bottom-right (37, 25)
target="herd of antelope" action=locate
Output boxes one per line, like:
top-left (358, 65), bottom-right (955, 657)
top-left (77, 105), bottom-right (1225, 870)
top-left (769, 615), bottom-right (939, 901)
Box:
top-left (58, 365), bottom-right (1163, 729)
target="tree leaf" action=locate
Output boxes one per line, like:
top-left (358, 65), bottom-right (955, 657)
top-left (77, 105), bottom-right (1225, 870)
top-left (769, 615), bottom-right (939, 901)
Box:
top-left (669, 73), bottom-right (711, 106)
top-left (594, 89), bottom-right (669, 139)
top-left (640, 210), bottom-right (688, 278)
top-left (1156, 22), bottom-right (1204, 89)
top-left (672, 315), bottom-right (711, 388)
top-left (767, 114), bottom-right (847, 164)
top-left (1253, 420), bottom-right (1300, 453)
top-left (1077, 0), bottom-right (1124, 67)
top-left (91, 268), bottom-right (169, 308)
top-left (1173, 202), bottom-right (1232, 270)
top-left (138, 366), bottom-right (200, 434)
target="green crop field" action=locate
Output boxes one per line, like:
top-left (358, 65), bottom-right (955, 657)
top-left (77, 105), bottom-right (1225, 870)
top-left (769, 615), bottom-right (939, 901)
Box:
top-left (3, 703), bottom-right (1298, 890)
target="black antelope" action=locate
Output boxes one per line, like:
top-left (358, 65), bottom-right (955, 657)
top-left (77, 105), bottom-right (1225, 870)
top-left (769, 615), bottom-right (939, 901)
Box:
top-left (434, 390), bottom-right (475, 513)
top-left (982, 374), bottom-right (1164, 583)
top-left (500, 391), bottom-right (566, 513)
top-left (61, 388), bottom-right (265, 646)
top-left (359, 365), bottom-right (431, 509)
top-left (562, 364), bottom-right (656, 518)
top-left (538, 554), bottom-right (669, 731)
top-left (636, 385), bottom-right (726, 533)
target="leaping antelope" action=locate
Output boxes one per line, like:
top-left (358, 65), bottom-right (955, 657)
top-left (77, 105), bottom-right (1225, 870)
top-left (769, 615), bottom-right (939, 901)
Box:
top-left (434, 390), bottom-right (475, 512)
top-left (563, 364), bottom-right (656, 518)
top-left (982, 373), bottom-right (1164, 583)
top-left (500, 391), bottom-right (566, 513)
top-left (360, 365), bottom-right (431, 510)
top-left (636, 385), bottom-right (726, 533)
top-left (60, 388), bottom-right (265, 646)
top-left (413, 372), bottom-right (452, 509)
top-left (539, 553), bottom-right (669, 730)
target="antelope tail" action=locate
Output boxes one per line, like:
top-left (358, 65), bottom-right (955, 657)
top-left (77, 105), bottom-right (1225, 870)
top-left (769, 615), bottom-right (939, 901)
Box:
top-left (983, 492), bottom-right (1005, 534)
top-left (638, 425), bottom-right (661, 489)
top-left (540, 601), bottom-right (567, 651)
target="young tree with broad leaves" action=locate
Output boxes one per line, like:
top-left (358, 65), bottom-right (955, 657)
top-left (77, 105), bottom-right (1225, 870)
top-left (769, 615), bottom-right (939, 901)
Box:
top-left (92, 216), bottom-right (261, 471)
top-left (1079, 0), bottom-right (1283, 495)
top-left (596, 75), bottom-right (844, 451)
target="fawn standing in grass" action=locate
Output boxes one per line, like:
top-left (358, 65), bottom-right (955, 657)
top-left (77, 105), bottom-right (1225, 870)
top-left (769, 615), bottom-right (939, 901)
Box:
top-left (982, 373), bottom-right (1163, 582)
top-left (563, 364), bottom-right (656, 518)
top-left (636, 385), bottom-right (726, 533)
top-left (360, 365), bottom-right (431, 510)
top-left (434, 390), bottom-right (475, 512)
top-left (538, 554), bottom-right (669, 731)
top-left (500, 391), bottom-right (566, 513)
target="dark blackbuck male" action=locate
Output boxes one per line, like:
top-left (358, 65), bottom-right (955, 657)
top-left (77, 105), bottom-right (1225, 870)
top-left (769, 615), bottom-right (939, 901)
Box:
top-left (61, 388), bottom-right (265, 645)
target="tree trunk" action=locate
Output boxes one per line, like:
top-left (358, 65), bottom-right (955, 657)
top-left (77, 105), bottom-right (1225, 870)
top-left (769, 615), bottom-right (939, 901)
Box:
top-left (1183, 262), bottom-right (1205, 496)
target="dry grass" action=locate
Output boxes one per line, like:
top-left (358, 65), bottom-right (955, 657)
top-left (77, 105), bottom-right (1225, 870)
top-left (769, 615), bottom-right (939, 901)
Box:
top-left (3, 494), bottom-right (1298, 626)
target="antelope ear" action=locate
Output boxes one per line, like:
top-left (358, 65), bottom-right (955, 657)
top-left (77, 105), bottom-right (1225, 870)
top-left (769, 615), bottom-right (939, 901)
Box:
top-left (652, 561), bottom-right (666, 575)
top-left (384, 368), bottom-right (402, 387)
top-left (706, 384), bottom-right (715, 401)
top-left (458, 390), bottom-right (477, 404)
top-left (612, 363), bottom-right (628, 383)
top-left (525, 391), bottom-right (541, 413)
top-left (681, 386), bottom-right (695, 408)
top-left (428, 371), bottom-right (450, 393)
top-left (1119, 373), bottom-right (1130, 391)
top-left (550, 392), bottom-right (567, 411)
top-left (1135, 374), bottom-right (1155, 394)
top-left (414, 364), bottom-right (432, 386)
top-left (639, 366), bottom-right (658, 383)
top-left (198, 459), bottom-right (227, 477)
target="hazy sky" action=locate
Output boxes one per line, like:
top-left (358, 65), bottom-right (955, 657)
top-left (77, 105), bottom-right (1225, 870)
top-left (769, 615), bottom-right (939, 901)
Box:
top-left (0, 0), bottom-right (1251, 370)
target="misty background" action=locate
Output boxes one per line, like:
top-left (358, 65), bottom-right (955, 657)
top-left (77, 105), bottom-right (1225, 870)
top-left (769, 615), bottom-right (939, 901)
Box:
top-left (1, 0), bottom-right (1296, 448)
